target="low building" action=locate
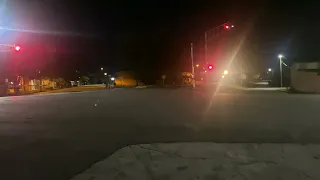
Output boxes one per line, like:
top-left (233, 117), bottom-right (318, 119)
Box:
top-left (291, 62), bottom-right (320, 93)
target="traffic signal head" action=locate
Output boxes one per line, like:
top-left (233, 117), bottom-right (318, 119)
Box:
top-left (208, 64), bottom-right (214, 70)
top-left (223, 23), bottom-right (230, 30)
top-left (14, 45), bottom-right (21, 52)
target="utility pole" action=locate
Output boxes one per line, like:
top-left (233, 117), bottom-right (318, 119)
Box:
top-left (240, 64), bottom-right (243, 86)
top-left (190, 43), bottom-right (195, 88)
top-left (38, 70), bottom-right (43, 91)
top-left (279, 56), bottom-right (283, 87)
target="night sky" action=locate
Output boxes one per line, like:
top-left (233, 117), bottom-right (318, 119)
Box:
top-left (1, 1), bottom-right (320, 83)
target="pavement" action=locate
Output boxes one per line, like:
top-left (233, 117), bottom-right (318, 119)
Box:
top-left (1, 87), bottom-right (320, 180)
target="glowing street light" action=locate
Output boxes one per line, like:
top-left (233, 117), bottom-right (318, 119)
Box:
top-left (196, 64), bottom-right (199, 67)
top-left (268, 68), bottom-right (272, 72)
top-left (223, 70), bottom-right (229, 75)
top-left (278, 54), bottom-right (284, 87)
top-left (100, 67), bottom-right (104, 70)
top-left (104, 72), bottom-right (107, 76)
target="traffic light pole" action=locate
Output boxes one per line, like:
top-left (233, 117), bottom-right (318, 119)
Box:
top-left (190, 43), bottom-right (195, 88)
top-left (204, 32), bottom-right (208, 65)
top-left (0, 43), bottom-right (20, 52)
top-left (279, 56), bottom-right (283, 87)
top-left (203, 22), bottom-right (233, 65)
top-left (0, 43), bottom-right (21, 95)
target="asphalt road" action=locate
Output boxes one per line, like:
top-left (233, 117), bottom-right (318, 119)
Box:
top-left (1, 88), bottom-right (320, 180)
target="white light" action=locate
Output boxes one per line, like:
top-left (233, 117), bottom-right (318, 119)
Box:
top-left (223, 70), bottom-right (228, 75)
top-left (204, 70), bottom-right (207, 73)
top-left (110, 77), bottom-right (115, 81)
top-left (231, 25), bottom-right (234, 28)
top-left (101, 68), bottom-right (103, 70)
top-left (222, 75), bottom-right (225, 78)
top-left (268, 68), bottom-right (272, 72)
top-left (10, 82), bottom-right (13, 84)
top-left (104, 72), bottom-right (107, 76)
top-left (278, 54), bottom-right (283, 58)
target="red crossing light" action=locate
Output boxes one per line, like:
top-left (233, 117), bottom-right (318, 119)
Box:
top-left (223, 24), bottom-right (230, 30)
top-left (14, 45), bottom-right (21, 52)
top-left (208, 64), bottom-right (214, 70)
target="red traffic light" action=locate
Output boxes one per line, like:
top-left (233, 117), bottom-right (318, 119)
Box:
top-left (14, 45), bottom-right (21, 52)
top-left (223, 24), bottom-right (230, 30)
top-left (208, 64), bottom-right (214, 70)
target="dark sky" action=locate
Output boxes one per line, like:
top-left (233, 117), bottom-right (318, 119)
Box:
top-left (1, 0), bottom-right (320, 81)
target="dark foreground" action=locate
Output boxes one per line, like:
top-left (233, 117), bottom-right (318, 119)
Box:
top-left (0, 88), bottom-right (320, 180)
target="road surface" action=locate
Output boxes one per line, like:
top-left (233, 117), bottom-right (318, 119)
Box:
top-left (0, 88), bottom-right (320, 180)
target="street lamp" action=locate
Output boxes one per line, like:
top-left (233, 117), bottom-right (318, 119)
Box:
top-left (104, 72), bottom-right (107, 76)
top-left (278, 54), bottom-right (283, 87)
top-left (268, 68), bottom-right (272, 72)
top-left (100, 67), bottom-right (103, 71)
top-left (196, 64), bottom-right (199, 67)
